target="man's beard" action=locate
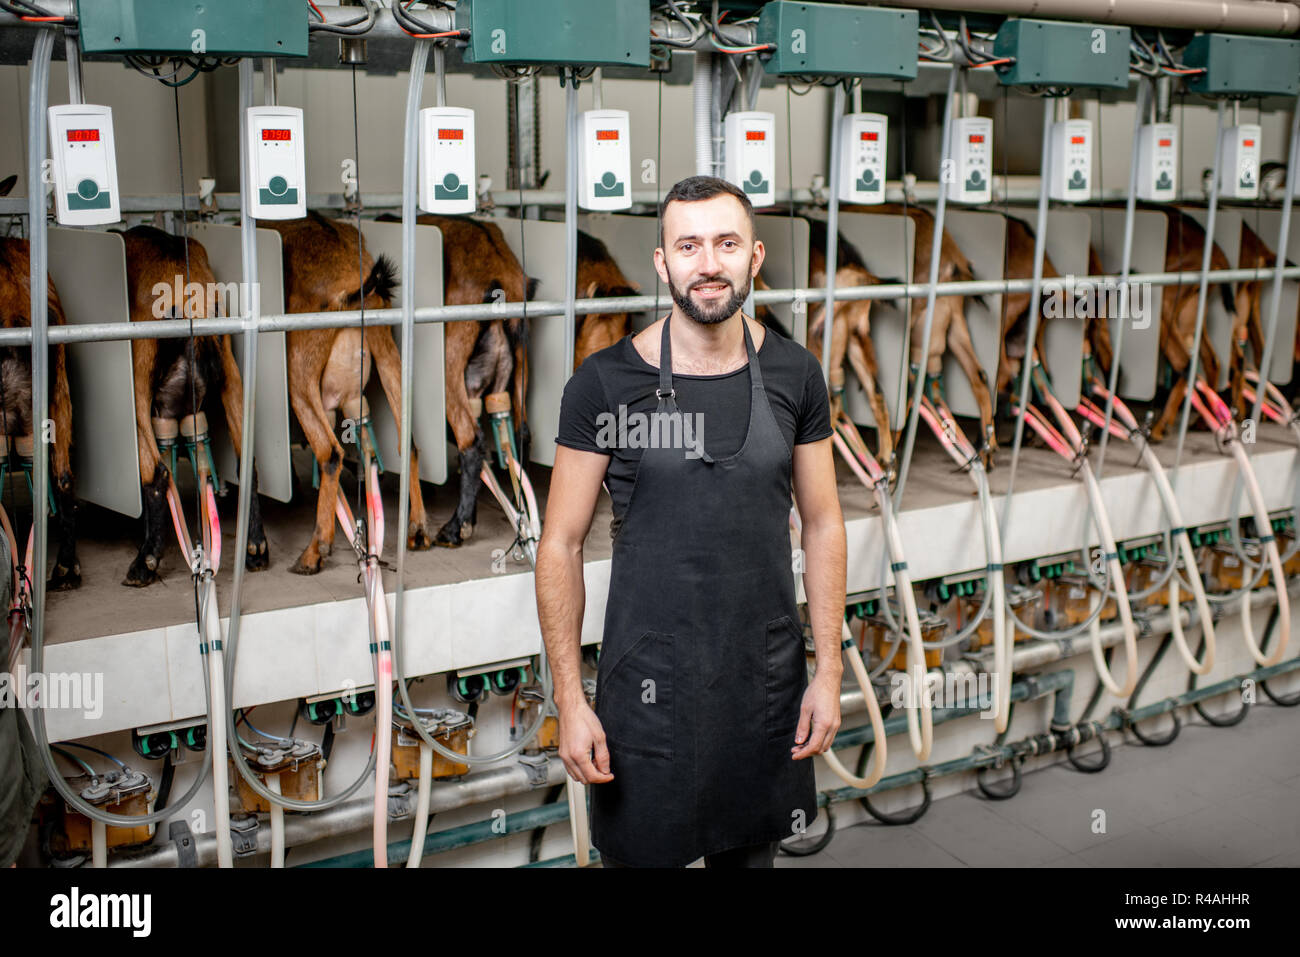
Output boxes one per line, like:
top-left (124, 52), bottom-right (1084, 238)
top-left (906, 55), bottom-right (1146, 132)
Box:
top-left (668, 269), bottom-right (752, 325)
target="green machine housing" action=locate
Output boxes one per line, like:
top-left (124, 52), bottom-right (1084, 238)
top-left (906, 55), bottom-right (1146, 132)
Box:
top-left (456, 0), bottom-right (649, 68)
top-left (993, 18), bottom-right (1130, 89)
top-left (1182, 34), bottom-right (1300, 97)
top-left (756, 1), bottom-right (918, 79)
top-left (76, 0), bottom-right (306, 57)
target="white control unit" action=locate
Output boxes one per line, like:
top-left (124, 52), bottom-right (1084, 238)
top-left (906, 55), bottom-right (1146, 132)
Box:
top-left (837, 112), bottom-right (888, 204)
top-left (948, 116), bottom-right (992, 204)
top-left (724, 111), bottom-right (776, 209)
top-left (1137, 123), bottom-right (1178, 202)
top-left (577, 109), bottom-right (632, 211)
top-left (1048, 119), bottom-right (1093, 203)
top-left (47, 104), bottom-right (120, 226)
top-left (1220, 124), bottom-right (1261, 200)
top-left (419, 106), bottom-right (476, 214)
top-left (245, 106), bottom-right (306, 220)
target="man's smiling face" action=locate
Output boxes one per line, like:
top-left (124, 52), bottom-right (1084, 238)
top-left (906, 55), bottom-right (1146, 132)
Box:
top-left (655, 193), bottom-right (764, 325)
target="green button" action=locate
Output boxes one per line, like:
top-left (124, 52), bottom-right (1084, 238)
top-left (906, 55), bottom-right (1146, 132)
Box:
top-left (268, 175), bottom-right (288, 196)
top-left (76, 178), bottom-right (99, 200)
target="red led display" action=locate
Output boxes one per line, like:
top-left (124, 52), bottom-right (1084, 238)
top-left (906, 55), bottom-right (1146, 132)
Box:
top-left (1158, 138), bottom-right (1172, 148)
top-left (1244, 139), bottom-right (1255, 147)
top-left (438, 128), bottom-right (464, 140)
top-left (261, 129), bottom-right (291, 141)
top-left (66, 129), bottom-right (100, 142)
top-left (860, 131), bottom-right (879, 142)
top-left (596, 129), bottom-right (620, 141)
top-left (746, 130), bottom-right (766, 141)
top-left (1070, 135), bottom-right (1086, 144)
top-left (969, 134), bottom-right (984, 144)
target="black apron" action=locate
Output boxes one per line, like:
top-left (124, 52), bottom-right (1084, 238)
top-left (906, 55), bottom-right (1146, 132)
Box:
top-left (589, 313), bottom-right (817, 867)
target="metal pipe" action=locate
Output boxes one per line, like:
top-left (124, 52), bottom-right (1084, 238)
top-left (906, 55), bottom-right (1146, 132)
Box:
top-left (821, 82), bottom-right (845, 388)
top-left (694, 52), bottom-right (713, 176)
top-left (563, 77), bottom-right (578, 384)
top-left (1092, 78), bottom-right (1148, 481)
top-left (893, 65), bottom-right (958, 508)
top-left (998, 96), bottom-right (1055, 542)
top-left (8, 264), bottom-right (1300, 346)
top-left (856, 0), bottom-right (1300, 36)
top-left (393, 37), bottom-right (429, 758)
top-left (0, 179), bottom-right (1256, 216)
top-left (110, 759), bottom-right (569, 868)
top-left (64, 32), bottom-right (82, 105)
top-left (1171, 99), bottom-right (1227, 481)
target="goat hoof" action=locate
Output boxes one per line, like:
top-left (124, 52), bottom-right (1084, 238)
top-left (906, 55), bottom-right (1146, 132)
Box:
top-left (290, 552), bottom-right (324, 575)
top-left (123, 558), bottom-right (160, 587)
top-left (144, 553), bottom-right (159, 571)
top-left (245, 540), bottom-right (270, 572)
top-left (434, 520), bottom-right (464, 548)
top-left (48, 564), bottom-right (81, 591)
top-left (408, 525), bottom-right (433, 551)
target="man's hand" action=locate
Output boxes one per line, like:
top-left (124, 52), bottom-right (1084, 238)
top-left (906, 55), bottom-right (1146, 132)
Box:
top-left (558, 702), bottom-right (615, 784)
top-left (791, 671), bottom-right (842, 760)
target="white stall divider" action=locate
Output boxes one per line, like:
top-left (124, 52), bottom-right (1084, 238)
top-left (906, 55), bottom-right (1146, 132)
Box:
top-left (932, 208), bottom-right (1004, 419)
top-left (1082, 208), bottom-right (1166, 400)
top-left (1246, 209), bottom-right (1300, 386)
top-left (577, 213), bottom-right (660, 334)
top-left (1002, 208), bottom-right (1091, 408)
top-left (1177, 206), bottom-right (1243, 391)
top-left (189, 223), bottom-right (293, 503)
top-left (503, 219), bottom-right (571, 468)
top-left (820, 211), bottom-right (915, 430)
top-left (356, 219), bottom-right (448, 485)
top-left (754, 214), bottom-right (810, 344)
top-left (47, 227), bottom-right (140, 517)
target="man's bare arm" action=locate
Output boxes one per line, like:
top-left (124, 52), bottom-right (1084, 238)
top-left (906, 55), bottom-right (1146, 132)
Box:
top-left (790, 435), bottom-right (846, 758)
top-left (535, 444), bottom-right (615, 783)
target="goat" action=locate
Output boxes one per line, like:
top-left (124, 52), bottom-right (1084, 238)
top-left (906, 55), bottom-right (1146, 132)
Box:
top-left (120, 225), bottom-right (268, 585)
top-left (263, 211), bottom-right (430, 573)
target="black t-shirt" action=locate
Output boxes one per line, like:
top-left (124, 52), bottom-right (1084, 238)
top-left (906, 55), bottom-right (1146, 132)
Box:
top-left (555, 322), bottom-right (834, 538)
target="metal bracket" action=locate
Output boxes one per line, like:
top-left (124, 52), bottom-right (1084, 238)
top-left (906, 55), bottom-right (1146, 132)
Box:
top-left (167, 820), bottom-right (198, 868)
top-left (229, 815), bottom-right (260, 857)
top-left (518, 751), bottom-right (552, 788)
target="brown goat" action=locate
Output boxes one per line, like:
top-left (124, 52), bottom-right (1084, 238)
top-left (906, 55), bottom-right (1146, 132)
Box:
top-left (375, 213), bottom-right (536, 548)
top-left (575, 229), bottom-right (639, 370)
top-left (1233, 221), bottom-right (1276, 416)
top-left (120, 225), bottom-right (268, 585)
top-left (852, 203), bottom-right (996, 465)
top-left (0, 176), bottom-right (79, 589)
top-left (803, 219), bottom-right (895, 469)
top-left (264, 211), bottom-right (429, 573)
top-left (1149, 208), bottom-right (1232, 441)
top-left (997, 216), bottom-right (1060, 396)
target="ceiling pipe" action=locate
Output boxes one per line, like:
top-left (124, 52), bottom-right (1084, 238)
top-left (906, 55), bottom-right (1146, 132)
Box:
top-left (860, 0), bottom-right (1300, 36)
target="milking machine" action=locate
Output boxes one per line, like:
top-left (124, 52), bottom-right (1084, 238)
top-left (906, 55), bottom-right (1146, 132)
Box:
top-left (21, 24), bottom-right (224, 867)
top-left (222, 57), bottom-right (383, 869)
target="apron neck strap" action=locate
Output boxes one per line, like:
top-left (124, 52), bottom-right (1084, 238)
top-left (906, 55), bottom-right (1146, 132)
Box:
top-left (657, 312), bottom-right (763, 400)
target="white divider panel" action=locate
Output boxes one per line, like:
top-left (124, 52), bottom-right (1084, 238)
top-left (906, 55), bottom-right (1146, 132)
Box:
top-left (503, 219), bottom-right (570, 468)
top-left (1082, 208), bottom-right (1166, 400)
top-left (188, 223), bottom-right (293, 502)
top-left (577, 213), bottom-right (660, 334)
top-left (1002, 208), bottom-right (1091, 408)
top-left (754, 214), bottom-right (811, 344)
top-left (1178, 207), bottom-right (1243, 391)
top-left (823, 211), bottom-right (915, 430)
top-left (1248, 209), bottom-right (1300, 385)
top-left (934, 208), bottom-right (1004, 419)
top-left (357, 219), bottom-right (448, 485)
top-left (47, 228), bottom-right (140, 517)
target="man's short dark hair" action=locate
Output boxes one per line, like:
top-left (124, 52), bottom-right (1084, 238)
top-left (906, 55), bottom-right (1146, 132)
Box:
top-left (658, 175), bottom-right (754, 249)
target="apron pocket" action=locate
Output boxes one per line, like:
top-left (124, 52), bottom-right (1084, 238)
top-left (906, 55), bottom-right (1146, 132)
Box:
top-left (765, 615), bottom-right (807, 741)
top-left (596, 630), bottom-right (675, 760)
